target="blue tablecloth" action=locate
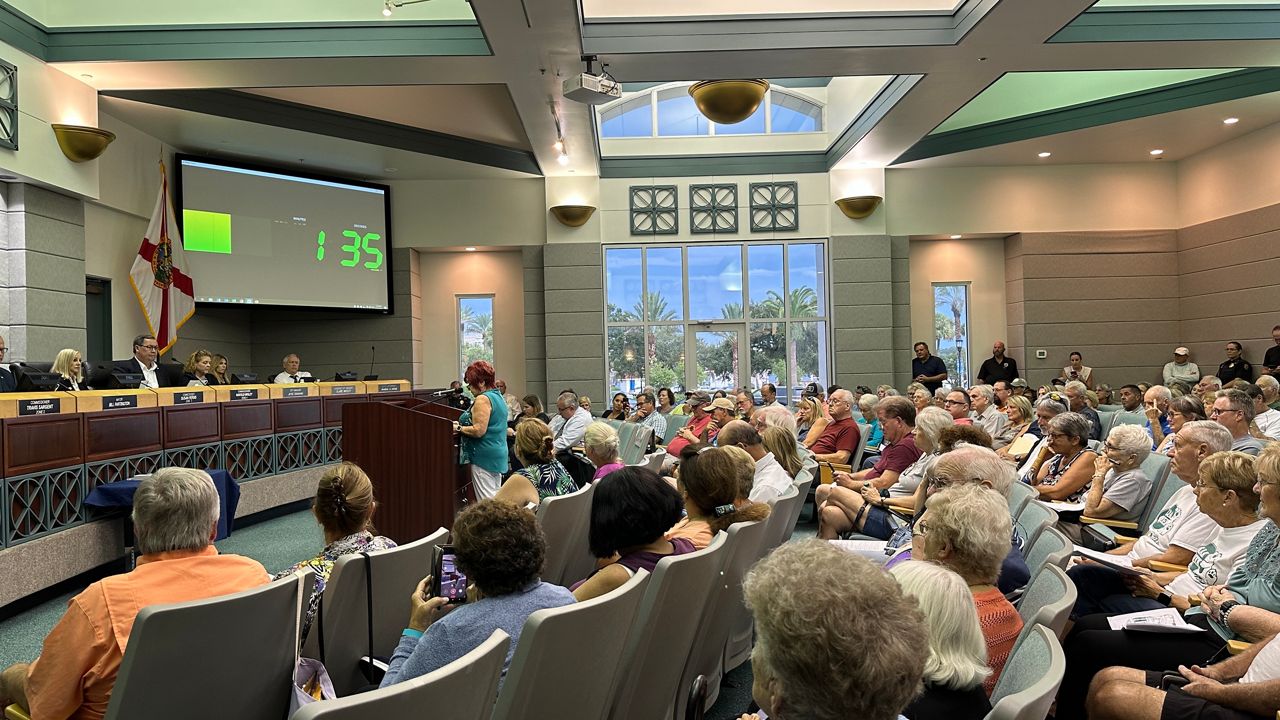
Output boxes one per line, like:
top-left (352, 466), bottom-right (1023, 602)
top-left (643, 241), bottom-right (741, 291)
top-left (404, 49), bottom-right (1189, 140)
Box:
top-left (85, 469), bottom-right (239, 540)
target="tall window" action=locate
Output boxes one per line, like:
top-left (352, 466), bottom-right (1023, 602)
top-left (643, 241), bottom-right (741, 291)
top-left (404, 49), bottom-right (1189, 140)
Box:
top-left (605, 241), bottom-right (829, 405)
top-left (458, 295), bottom-right (494, 377)
top-left (932, 283), bottom-right (970, 389)
top-left (599, 84), bottom-right (825, 139)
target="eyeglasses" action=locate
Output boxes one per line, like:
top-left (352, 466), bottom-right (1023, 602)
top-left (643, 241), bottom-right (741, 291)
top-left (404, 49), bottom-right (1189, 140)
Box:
top-left (1210, 408), bottom-right (1240, 418)
top-left (925, 475), bottom-right (951, 490)
top-left (1103, 442), bottom-right (1120, 452)
top-left (1046, 432), bottom-right (1067, 441)
top-left (943, 399), bottom-right (968, 406)
top-left (911, 521), bottom-right (930, 538)
top-left (1194, 479), bottom-right (1220, 490)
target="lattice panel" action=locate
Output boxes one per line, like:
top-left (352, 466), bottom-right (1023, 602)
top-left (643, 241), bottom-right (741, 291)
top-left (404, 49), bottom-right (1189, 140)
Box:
top-left (629, 185), bottom-right (678, 235)
top-left (690, 184), bottom-right (737, 234)
top-left (749, 182), bottom-right (798, 232)
top-left (3, 466), bottom-right (84, 546)
top-left (325, 427), bottom-right (343, 463)
top-left (164, 442), bottom-right (223, 470)
top-left (48, 468), bottom-right (85, 530)
top-left (0, 59), bottom-right (16, 151)
top-left (85, 452), bottom-right (164, 495)
top-left (276, 429), bottom-right (326, 473)
top-left (223, 435), bottom-right (276, 482)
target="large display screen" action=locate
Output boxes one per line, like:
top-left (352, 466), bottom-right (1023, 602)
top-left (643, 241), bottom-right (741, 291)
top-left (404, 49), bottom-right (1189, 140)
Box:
top-left (176, 155), bottom-right (392, 312)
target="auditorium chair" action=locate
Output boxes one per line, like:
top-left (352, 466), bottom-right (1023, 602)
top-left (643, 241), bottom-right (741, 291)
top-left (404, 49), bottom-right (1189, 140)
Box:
top-left (986, 625), bottom-right (1066, 720)
top-left (535, 482), bottom-right (593, 585)
top-left (1007, 481), bottom-right (1037, 520)
top-left (491, 570), bottom-right (650, 720)
top-left (1015, 499), bottom-right (1057, 549)
top-left (1023, 526), bottom-right (1072, 576)
top-left (291, 630), bottom-right (509, 720)
top-left (557, 482), bottom-right (601, 587)
top-left (661, 414), bottom-right (688, 445)
top-left (302, 528), bottom-right (449, 695)
top-left (850, 428), bottom-right (871, 471)
top-left (607, 533), bottom-right (728, 720)
top-left (1015, 564), bottom-right (1076, 639)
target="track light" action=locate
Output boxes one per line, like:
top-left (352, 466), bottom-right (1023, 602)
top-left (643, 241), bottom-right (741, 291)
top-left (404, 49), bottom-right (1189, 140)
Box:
top-left (554, 140), bottom-right (564, 153)
top-left (382, 1), bottom-right (392, 15)
top-left (381, 0), bottom-right (432, 16)
top-left (557, 153), bottom-right (570, 166)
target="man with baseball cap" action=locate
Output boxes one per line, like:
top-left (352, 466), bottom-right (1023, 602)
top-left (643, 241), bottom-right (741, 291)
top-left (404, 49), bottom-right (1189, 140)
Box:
top-left (1163, 347), bottom-right (1200, 387)
top-left (665, 391), bottom-right (719, 461)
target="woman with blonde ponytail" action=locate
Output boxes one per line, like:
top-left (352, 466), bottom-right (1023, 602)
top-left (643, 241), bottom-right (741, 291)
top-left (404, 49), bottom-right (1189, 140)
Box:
top-left (495, 418), bottom-right (577, 506)
top-left (275, 462), bottom-right (396, 642)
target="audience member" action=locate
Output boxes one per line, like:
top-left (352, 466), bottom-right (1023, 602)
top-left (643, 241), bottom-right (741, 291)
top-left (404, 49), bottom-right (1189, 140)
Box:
top-left (968, 384), bottom-right (1010, 446)
top-left (1096, 383), bottom-right (1113, 405)
top-left (911, 387), bottom-right (932, 412)
top-left (519, 394), bottom-right (550, 423)
top-left (275, 463), bottom-right (395, 643)
top-left (656, 387), bottom-right (676, 415)
top-left (761, 425), bottom-right (805, 479)
top-left (1117, 383), bottom-right (1145, 413)
top-left (1259, 374), bottom-right (1280, 411)
top-left (733, 388), bottom-right (755, 425)
top-left (752, 403), bottom-right (797, 437)
top-left (912, 341), bottom-right (949, 393)
top-left (936, 424), bottom-right (994, 453)
top-left (759, 382), bottom-right (782, 408)
top-left (1218, 341), bottom-right (1255, 385)
top-left (1198, 375), bottom-right (1224, 401)
top-left (1069, 450), bottom-right (1264, 618)
top-left (495, 418), bottom-right (576, 505)
top-left (943, 390), bottom-right (974, 425)
top-left (573, 467), bottom-right (693, 600)
top-left (911, 483), bottom-right (1023, 694)
top-left (1156, 394), bottom-right (1209, 454)
top-left (856, 393), bottom-right (886, 451)
top-left (891, 561), bottom-right (993, 720)
top-left (1065, 380), bottom-right (1103, 441)
top-left (1213, 388), bottom-right (1265, 455)
top-left (1164, 346), bottom-right (1201, 387)
top-left (381, 500), bottom-right (573, 690)
top-left (1013, 395), bottom-right (1069, 477)
top-left (578, 395), bottom-right (593, 414)
top-left (1246, 382), bottom-right (1280, 440)
top-left (0, 468), bottom-right (268, 719)
top-left (1061, 351), bottom-right (1096, 389)
top-left (455, 361), bottom-right (510, 499)
top-left (977, 340), bottom-right (1018, 387)
top-left (667, 446), bottom-right (769, 550)
top-left (795, 396), bottom-right (828, 446)
top-left (601, 392), bottom-right (629, 421)
top-left (1077, 424), bottom-right (1154, 529)
top-left (667, 391), bottom-right (717, 462)
top-left (809, 388), bottom-right (861, 465)
top-left (625, 390), bottom-right (667, 443)
top-left (717, 420), bottom-right (793, 505)
top-left (181, 348), bottom-right (215, 386)
top-left (273, 353), bottom-right (311, 383)
top-left (114, 333), bottom-right (162, 388)
top-left (210, 353), bottom-right (231, 384)
top-left (51, 348), bottom-right (85, 391)
top-left (1030, 412), bottom-right (1099, 502)
top-left (740, 540), bottom-right (927, 720)
top-left (992, 379), bottom-right (1013, 408)
top-left (583, 421), bottom-right (625, 481)
top-left (1264, 325), bottom-right (1280, 377)
top-left (1143, 384), bottom-right (1174, 446)
top-left (549, 390), bottom-right (592, 452)
top-left (995, 395), bottom-right (1036, 462)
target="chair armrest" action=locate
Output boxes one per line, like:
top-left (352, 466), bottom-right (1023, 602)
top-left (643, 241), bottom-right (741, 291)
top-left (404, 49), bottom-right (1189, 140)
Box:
top-left (1229, 640), bottom-right (1253, 655)
top-left (1081, 516), bottom-right (1140, 530)
top-left (1113, 533), bottom-right (1138, 544)
top-left (817, 462), bottom-right (852, 486)
top-left (886, 505), bottom-right (915, 521)
top-left (1149, 561), bottom-right (1188, 573)
top-left (5, 704), bottom-right (31, 720)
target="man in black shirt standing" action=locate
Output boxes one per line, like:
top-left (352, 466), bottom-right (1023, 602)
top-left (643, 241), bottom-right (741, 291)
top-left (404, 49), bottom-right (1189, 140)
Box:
top-left (1262, 325), bottom-right (1280, 377)
top-left (911, 342), bottom-right (948, 394)
top-left (977, 340), bottom-right (1019, 386)
top-left (1218, 341), bottom-right (1254, 385)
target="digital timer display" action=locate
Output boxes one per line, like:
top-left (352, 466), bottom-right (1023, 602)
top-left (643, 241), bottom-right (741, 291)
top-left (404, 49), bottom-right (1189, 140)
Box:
top-left (315, 230), bottom-right (384, 269)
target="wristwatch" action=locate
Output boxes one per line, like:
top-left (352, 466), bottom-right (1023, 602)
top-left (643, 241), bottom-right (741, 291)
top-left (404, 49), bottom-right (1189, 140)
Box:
top-left (1157, 590), bottom-right (1173, 606)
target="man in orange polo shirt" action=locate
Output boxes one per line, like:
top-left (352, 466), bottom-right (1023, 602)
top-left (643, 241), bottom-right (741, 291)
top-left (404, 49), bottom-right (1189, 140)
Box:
top-left (0, 468), bottom-right (268, 720)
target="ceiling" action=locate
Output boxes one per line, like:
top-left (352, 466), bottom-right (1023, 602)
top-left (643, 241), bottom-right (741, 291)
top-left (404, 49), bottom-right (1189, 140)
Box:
top-left (16, 0), bottom-right (1280, 182)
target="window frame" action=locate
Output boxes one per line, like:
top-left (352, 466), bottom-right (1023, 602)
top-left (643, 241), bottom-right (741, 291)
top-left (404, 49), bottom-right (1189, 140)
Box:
top-left (456, 294), bottom-right (496, 379)
top-left (597, 82), bottom-right (826, 139)
top-left (931, 282), bottom-right (972, 390)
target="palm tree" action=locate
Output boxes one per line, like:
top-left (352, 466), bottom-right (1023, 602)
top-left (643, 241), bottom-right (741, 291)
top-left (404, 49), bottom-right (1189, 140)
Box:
top-left (633, 291), bottom-right (677, 322)
top-left (473, 313), bottom-right (494, 349)
top-left (459, 305), bottom-right (478, 338)
top-left (934, 285), bottom-right (968, 386)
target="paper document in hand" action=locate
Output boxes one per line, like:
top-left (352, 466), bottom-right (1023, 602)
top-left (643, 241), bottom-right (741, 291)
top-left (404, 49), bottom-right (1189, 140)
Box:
top-left (1007, 434), bottom-right (1037, 457)
top-left (1106, 607), bottom-right (1204, 633)
top-left (1072, 545), bottom-right (1148, 576)
top-left (1045, 501), bottom-right (1085, 513)
top-left (829, 539), bottom-right (889, 554)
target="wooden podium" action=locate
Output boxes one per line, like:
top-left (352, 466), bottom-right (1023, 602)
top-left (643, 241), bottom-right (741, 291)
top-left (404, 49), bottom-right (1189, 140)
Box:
top-left (341, 396), bottom-right (466, 543)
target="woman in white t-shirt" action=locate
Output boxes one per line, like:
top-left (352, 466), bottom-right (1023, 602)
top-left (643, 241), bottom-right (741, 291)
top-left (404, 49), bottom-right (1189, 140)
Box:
top-left (1059, 351), bottom-right (1094, 390)
top-left (1068, 450), bottom-right (1264, 617)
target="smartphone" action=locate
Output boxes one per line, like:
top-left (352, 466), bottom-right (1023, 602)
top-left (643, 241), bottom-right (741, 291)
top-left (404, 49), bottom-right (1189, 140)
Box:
top-left (431, 545), bottom-right (468, 604)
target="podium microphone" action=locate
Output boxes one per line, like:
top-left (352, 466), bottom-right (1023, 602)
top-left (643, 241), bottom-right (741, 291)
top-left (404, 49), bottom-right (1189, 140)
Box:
top-left (368, 345), bottom-right (376, 379)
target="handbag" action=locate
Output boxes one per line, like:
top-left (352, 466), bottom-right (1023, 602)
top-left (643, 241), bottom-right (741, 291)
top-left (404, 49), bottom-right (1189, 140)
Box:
top-left (290, 573), bottom-right (337, 712)
top-left (315, 552), bottom-right (387, 687)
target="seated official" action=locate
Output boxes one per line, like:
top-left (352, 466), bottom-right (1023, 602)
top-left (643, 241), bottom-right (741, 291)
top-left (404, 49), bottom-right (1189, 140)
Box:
top-left (494, 418), bottom-right (576, 506)
top-left (272, 353), bottom-right (312, 383)
top-left (911, 483), bottom-right (1024, 695)
top-left (0, 468), bottom-right (268, 719)
top-left (1029, 411), bottom-right (1098, 503)
top-left (275, 462), bottom-right (396, 644)
top-left (583, 421), bottom-right (625, 481)
top-left (51, 348), bottom-right (86, 391)
top-left (891, 561), bottom-right (994, 720)
top-left (716, 421), bottom-right (792, 505)
top-left (761, 425), bottom-right (806, 479)
top-left (795, 396), bottom-right (829, 446)
top-left (380, 500), bottom-right (573, 691)
top-left (571, 467), bottom-right (694, 600)
top-left (666, 445), bottom-right (769, 550)
top-left (211, 353), bottom-right (231, 385)
top-left (1057, 442), bottom-right (1280, 720)
top-left (738, 540), bottom-right (927, 720)
top-left (113, 333), bottom-right (163, 388)
top-left (1087, 631), bottom-right (1280, 720)
top-left (182, 348), bottom-right (217, 386)
top-left (1155, 394), bottom-right (1208, 455)
top-left (1071, 424), bottom-right (1154, 534)
top-left (1069, 451), bottom-right (1265, 619)
top-left (817, 405), bottom-right (952, 540)
top-left (548, 391), bottom-right (593, 453)
top-left (0, 335), bottom-right (15, 392)
top-left (809, 389), bottom-right (861, 464)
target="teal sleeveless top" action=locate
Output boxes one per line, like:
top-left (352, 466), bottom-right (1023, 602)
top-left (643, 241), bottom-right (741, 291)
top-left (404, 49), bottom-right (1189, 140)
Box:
top-left (460, 389), bottom-right (510, 475)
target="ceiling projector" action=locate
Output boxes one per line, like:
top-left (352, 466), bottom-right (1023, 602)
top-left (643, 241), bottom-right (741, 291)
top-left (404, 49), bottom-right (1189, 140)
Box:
top-left (563, 72), bottom-right (621, 104)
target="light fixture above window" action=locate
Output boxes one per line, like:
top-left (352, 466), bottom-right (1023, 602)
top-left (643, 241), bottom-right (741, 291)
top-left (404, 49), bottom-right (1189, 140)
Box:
top-left (381, 0), bottom-right (433, 16)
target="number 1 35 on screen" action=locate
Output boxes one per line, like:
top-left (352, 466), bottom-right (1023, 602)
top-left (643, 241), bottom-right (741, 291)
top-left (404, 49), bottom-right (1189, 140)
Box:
top-left (315, 230), bottom-right (384, 269)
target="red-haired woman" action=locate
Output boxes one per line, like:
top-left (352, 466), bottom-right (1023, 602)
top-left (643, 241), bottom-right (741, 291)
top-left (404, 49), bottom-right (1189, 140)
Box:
top-left (455, 361), bottom-right (510, 499)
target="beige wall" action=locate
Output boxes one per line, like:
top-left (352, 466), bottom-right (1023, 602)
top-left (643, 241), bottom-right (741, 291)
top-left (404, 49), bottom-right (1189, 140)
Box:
top-left (390, 178), bottom-right (547, 249)
top-left (1178, 121), bottom-right (1280, 228)
top-left (419, 250), bottom-right (526, 392)
top-left (908, 238), bottom-right (1008, 384)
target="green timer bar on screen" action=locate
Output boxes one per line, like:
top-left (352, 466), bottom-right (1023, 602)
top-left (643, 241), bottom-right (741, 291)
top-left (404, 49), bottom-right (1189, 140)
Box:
top-left (182, 209), bottom-right (383, 270)
top-left (316, 230), bottom-right (384, 269)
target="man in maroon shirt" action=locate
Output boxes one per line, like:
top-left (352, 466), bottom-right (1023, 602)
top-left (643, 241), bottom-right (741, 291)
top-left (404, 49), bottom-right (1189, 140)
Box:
top-left (816, 395), bottom-right (923, 539)
top-left (809, 389), bottom-right (861, 465)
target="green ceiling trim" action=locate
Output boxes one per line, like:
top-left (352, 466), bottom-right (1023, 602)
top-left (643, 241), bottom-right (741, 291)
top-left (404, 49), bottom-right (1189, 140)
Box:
top-left (1051, 6), bottom-right (1280, 42)
top-left (0, 2), bottom-right (489, 61)
top-left (101, 89), bottom-right (541, 176)
top-left (825, 74), bottom-right (923, 166)
top-left (599, 152), bottom-right (828, 178)
top-left (893, 67), bottom-right (1280, 164)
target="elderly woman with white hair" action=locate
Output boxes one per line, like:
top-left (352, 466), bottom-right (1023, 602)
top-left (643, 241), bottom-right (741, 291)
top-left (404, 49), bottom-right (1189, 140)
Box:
top-left (739, 540), bottom-right (928, 720)
top-left (1081, 423), bottom-right (1154, 522)
top-left (891, 561), bottom-right (993, 720)
top-left (1030, 411), bottom-right (1099, 503)
top-left (752, 403), bottom-right (797, 436)
top-left (583, 421), bottom-right (624, 481)
top-left (911, 483), bottom-right (1024, 695)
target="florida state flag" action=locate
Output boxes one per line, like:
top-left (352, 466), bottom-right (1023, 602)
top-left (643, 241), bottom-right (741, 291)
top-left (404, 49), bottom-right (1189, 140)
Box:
top-left (129, 162), bottom-right (194, 354)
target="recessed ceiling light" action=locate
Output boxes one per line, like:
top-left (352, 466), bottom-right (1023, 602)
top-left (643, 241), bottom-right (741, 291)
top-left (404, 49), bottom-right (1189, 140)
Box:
top-left (556, 153), bottom-right (569, 166)
top-left (1149, 149), bottom-right (1164, 156)
top-left (949, 234), bottom-right (962, 239)
top-left (465, 247), bottom-right (477, 252)
top-left (1224, 117), bottom-right (1239, 125)
top-left (1038, 151), bottom-right (1051, 158)
top-left (384, 167), bottom-right (397, 173)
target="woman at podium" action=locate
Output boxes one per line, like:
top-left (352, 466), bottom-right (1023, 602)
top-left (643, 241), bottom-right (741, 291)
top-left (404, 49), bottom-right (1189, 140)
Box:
top-left (52, 348), bottom-right (86, 391)
top-left (455, 361), bottom-right (510, 500)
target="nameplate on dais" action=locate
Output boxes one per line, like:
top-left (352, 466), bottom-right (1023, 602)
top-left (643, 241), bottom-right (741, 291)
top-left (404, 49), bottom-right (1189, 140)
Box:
top-left (103, 395), bottom-right (138, 410)
top-left (230, 388), bottom-right (259, 401)
top-left (283, 386), bottom-right (308, 398)
top-left (19, 398), bottom-right (60, 415)
top-left (174, 391), bottom-right (205, 405)
top-left (331, 385), bottom-right (357, 395)
top-left (377, 383), bottom-right (400, 393)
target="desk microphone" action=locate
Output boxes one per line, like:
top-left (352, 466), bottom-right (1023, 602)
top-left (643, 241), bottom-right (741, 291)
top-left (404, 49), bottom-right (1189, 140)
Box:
top-left (368, 345), bottom-right (376, 379)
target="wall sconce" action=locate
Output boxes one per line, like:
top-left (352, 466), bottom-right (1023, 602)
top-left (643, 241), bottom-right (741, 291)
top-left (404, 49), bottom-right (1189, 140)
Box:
top-left (549, 204), bottom-right (597, 227)
top-left (51, 123), bottom-right (116, 162)
top-left (834, 195), bottom-right (883, 220)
